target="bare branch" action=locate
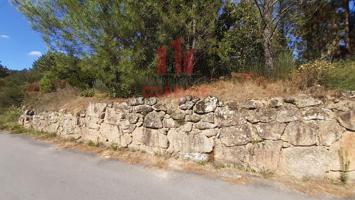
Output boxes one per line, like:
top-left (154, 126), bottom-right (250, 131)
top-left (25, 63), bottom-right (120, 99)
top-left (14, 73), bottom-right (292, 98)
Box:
top-left (254, 0), bottom-right (264, 19)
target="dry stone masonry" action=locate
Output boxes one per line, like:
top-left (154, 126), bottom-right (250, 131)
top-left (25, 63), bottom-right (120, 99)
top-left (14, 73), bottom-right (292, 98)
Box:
top-left (19, 94), bottom-right (355, 182)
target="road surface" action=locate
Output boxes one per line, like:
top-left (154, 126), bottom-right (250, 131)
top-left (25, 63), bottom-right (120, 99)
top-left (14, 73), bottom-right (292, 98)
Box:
top-left (0, 132), bottom-right (345, 200)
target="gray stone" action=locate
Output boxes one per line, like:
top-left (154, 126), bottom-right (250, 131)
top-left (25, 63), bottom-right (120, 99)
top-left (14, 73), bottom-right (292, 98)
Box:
top-left (167, 130), bottom-right (214, 153)
top-left (239, 100), bottom-right (261, 110)
top-left (170, 110), bottom-right (186, 120)
top-left (181, 153), bottom-right (209, 162)
top-left (143, 111), bottom-right (164, 129)
top-left (194, 122), bottom-right (217, 130)
top-left (326, 100), bottom-right (355, 112)
top-left (201, 113), bottom-right (215, 123)
top-left (302, 108), bottom-right (332, 121)
top-left (128, 97), bottom-right (144, 106)
top-left (200, 129), bottom-right (218, 137)
top-left (144, 97), bottom-right (157, 106)
top-left (86, 103), bottom-right (107, 118)
top-left (280, 147), bottom-right (337, 178)
top-left (255, 122), bottom-right (286, 140)
top-left (318, 120), bottom-right (344, 146)
top-left (246, 141), bottom-right (283, 172)
top-left (276, 104), bottom-right (301, 123)
top-left (242, 108), bottom-right (277, 123)
top-left (179, 101), bottom-right (195, 110)
top-left (219, 125), bottom-right (255, 147)
top-left (119, 120), bottom-right (136, 134)
top-left (269, 97), bottom-right (283, 108)
top-left (185, 114), bottom-right (201, 123)
top-left (128, 113), bottom-right (140, 124)
top-left (104, 107), bottom-right (121, 125)
top-left (178, 96), bottom-right (192, 105)
top-left (338, 111), bottom-right (355, 131)
top-left (140, 128), bottom-right (169, 149)
top-left (194, 96), bottom-right (218, 114)
top-left (215, 107), bottom-right (246, 127)
top-left (114, 102), bottom-right (131, 112)
top-left (120, 134), bottom-right (132, 147)
top-left (329, 132), bottom-right (355, 173)
top-left (61, 114), bottom-right (78, 135)
top-left (152, 103), bottom-right (167, 112)
top-left (214, 141), bottom-right (248, 166)
top-left (163, 118), bottom-right (179, 128)
top-left (179, 122), bottom-right (193, 132)
top-left (99, 123), bottom-right (120, 144)
top-left (133, 105), bottom-right (154, 115)
top-left (293, 95), bottom-right (323, 108)
top-left (281, 121), bottom-right (318, 146)
top-left (179, 96), bottom-right (196, 110)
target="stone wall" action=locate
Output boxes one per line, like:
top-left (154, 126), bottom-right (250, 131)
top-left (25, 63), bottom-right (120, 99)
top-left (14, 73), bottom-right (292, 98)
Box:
top-left (19, 94), bottom-right (355, 182)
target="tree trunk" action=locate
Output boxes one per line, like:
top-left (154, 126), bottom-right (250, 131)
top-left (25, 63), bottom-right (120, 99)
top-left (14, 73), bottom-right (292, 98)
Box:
top-left (263, 0), bottom-right (274, 75)
top-left (343, 0), bottom-right (351, 52)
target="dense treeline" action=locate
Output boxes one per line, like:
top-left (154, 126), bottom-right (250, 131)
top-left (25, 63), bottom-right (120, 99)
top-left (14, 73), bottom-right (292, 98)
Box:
top-left (0, 63), bottom-right (40, 113)
top-left (7, 0), bottom-right (355, 98)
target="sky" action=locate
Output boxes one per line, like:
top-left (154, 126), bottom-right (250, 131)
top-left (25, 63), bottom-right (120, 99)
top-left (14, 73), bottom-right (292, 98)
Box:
top-left (0, 0), bottom-right (47, 70)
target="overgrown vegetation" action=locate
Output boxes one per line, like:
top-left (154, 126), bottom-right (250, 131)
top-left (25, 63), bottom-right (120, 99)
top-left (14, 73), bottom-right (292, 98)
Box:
top-left (7, 0), bottom-right (353, 98)
top-left (0, 1), bottom-right (355, 128)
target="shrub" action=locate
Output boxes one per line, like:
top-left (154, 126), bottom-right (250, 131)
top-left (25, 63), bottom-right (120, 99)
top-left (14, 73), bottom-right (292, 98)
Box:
top-left (325, 59), bottom-right (355, 91)
top-left (294, 60), bottom-right (334, 89)
top-left (39, 73), bottom-right (56, 93)
top-left (273, 51), bottom-right (296, 79)
top-left (0, 106), bottom-right (22, 130)
top-left (80, 89), bottom-right (95, 97)
top-left (25, 81), bottom-right (40, 93)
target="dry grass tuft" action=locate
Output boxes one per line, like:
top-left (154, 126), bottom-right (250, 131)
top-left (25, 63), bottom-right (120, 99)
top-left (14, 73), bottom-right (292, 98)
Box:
top-left (161, 77), bottom-right (301, 101)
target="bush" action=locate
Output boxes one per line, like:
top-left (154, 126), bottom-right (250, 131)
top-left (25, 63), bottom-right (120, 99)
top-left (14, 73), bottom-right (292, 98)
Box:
top-left (325, 59), bottom-right (355, 91)
top-left (273, 51), bottom-right (296, 79)
top-left (0, 106), bottom-right (22, 130)
top-left (80, 89), bottom-right (95, 97)
top-left (39, 73), bottom-right (56, 93)
top-left (294, 60), bottom-right (334, 89)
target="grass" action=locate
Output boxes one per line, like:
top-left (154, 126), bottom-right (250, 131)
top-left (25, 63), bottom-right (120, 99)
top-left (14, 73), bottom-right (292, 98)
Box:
top-left (326, 59), bottom-right (355, 91)
top-left (0, 106), bottom-right (56, 139)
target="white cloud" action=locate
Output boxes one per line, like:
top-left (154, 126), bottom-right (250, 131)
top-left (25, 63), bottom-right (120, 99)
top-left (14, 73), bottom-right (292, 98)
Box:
top-left (0, 34), bottom-right (10, 39)
top-left (28, 51), bottom-right (42, 57)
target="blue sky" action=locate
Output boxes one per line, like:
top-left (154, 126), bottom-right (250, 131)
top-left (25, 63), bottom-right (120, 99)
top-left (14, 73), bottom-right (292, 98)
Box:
top-left (0, 0), bottom-right (47, 70)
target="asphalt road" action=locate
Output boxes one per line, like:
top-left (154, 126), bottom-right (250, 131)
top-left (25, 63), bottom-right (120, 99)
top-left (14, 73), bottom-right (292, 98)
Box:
top-left (0, 132), bottom-right (344, 200)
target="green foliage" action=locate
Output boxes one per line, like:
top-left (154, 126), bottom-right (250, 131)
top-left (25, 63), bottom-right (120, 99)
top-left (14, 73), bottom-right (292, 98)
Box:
top-left (80, 88), bottom-right (95, 97)
top-left (217, 0), bottom-right (264, 74)
top-left (295, 60), bottom-right (334, 88)
top-left (0, 70), bottom-right (39, 114)
top-left (325, 59), bottom-right (355, 91)
top-left (32, 52), bottom-right (57, 73)
top-left (11, 0), bottom-right (355, 97)
top-left (295, 58), bottom-right (355, 91)
top-left (12, 0), bottom-right (224, 94)
top-left (0, 63), bottom-right (10, 78)
top-left (273, 51), bottom-right (296, 79)
top-left (0, 106), bottom-right (22, 130)
top-left (32, 52), bottom-right (96, 91)
top-left (39, 72), bottom-right (56, 93)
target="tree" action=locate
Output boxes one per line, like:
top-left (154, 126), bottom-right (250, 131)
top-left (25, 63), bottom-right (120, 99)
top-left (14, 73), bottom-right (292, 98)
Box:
top-left (253, 0), bottom-right (298, 75)
top-left (0, 62), bottom-right (10, 78)
top-left (290, 0), bottom-right (352, 60)
top-left (32, 51), bottom-right (58, 73)
top-left (12, 0), bottom-right (223, 96)
top-left (217, 0), bottom-right (264, 73)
